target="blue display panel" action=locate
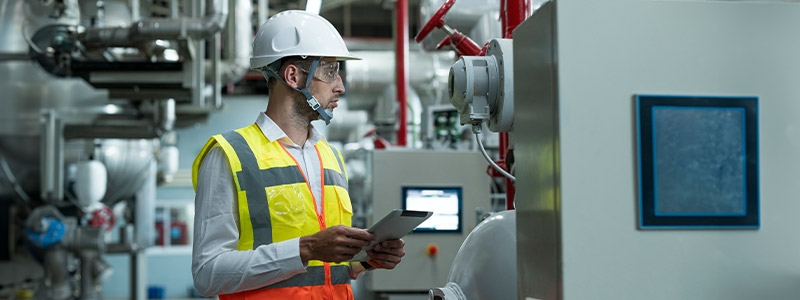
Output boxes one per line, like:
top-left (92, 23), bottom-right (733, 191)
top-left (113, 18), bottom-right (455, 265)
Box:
top-left (402, 186), bottom-right (462, 233)
top-left (636, 95), bottom-right (759, 229)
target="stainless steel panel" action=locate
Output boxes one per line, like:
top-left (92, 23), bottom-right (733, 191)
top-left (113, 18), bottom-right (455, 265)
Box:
top-left (513, 1), bottom-right (560, 299)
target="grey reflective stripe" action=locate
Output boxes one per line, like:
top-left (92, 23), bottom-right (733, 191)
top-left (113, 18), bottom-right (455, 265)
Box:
top-left (259, 166), bottom-right (307, 186)
top-left (222, 131), bottom-right (274, 248)
top-left (330, 265), bottom-right (351, 285)
top-left (264, 265), bottom-right (351, 289)
top-left (331, 147), bottom-right (347, 179)
top-left (327, 146), bottom-right (348, 190)
top-left (324, 169), bottom-right (347, 189)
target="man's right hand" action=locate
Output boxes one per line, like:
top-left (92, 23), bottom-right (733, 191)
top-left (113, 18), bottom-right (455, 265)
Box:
top-left (299, 226), bottom-right (376, 264)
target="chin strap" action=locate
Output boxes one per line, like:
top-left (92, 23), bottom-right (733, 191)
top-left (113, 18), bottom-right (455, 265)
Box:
top-left (262, 57), bottom-right (334, 125)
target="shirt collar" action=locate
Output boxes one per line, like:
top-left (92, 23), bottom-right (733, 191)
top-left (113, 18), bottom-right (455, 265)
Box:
top-left (255, 112), bottom-right (324, 147)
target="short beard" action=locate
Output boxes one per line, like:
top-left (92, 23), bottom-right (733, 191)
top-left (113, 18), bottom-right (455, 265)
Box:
top-left (292, 91), bottom-right (320, 124)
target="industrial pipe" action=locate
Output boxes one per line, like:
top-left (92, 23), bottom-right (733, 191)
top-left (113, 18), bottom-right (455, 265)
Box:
top-left (501, 0), bottom-right (532, 39)
top-left (204, 0), bottom-right (252, 85)
top-left (79, 0), bottom-right (228, 48)
top-left (44, 246), bottom-right (72, 300)
top-left (396, 0), bottom-right (409, 146)
top-left (500, 0), bottom-right (531, 210)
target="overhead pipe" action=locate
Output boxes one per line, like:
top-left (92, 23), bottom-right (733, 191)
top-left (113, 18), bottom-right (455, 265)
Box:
top-left (500, 0), bottom-right (531, 210)
top-left (257, 0), bottom-right (268, 27)
top-left (205, 0), bottom-right (252, 85)
top-left (396, 0), bottom-right (409, 146)
top-left (345, 50), bottom-right (452, 111)
top-left (79, 0), bottom-right (228, 48)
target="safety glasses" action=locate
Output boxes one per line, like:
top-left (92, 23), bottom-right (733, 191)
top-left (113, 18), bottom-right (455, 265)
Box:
top-left (295, 60), bottom-right (341, 83)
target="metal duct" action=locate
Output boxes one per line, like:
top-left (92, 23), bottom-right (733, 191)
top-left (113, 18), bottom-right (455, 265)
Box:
top-left (328, 108), bottom-right (370, 143)
top-left (1, 0), bottom-right (81, 54)
top-left (345, 50), bottom-right (454, 111)
top-left (204, 0), bottom-right (252, 85)
top-left (1, 0), bottom-right (123, 139)
top-left (78, 0), bottom-right (228, 48)
top-left (43, 246), bottom-right (72, 300)
top-left (96, 139), bottom-right (155, 206)
top-left (134, 160), bottom-right (156, 248)
top-left (77, 0), bottom-right (132, 28)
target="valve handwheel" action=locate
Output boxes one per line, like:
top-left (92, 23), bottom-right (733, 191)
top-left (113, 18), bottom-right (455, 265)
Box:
top-left (414, 0), bottom-right (456, 43)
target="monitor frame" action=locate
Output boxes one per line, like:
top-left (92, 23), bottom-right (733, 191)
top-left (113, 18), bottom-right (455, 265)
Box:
top-left (636, 94), bottom-right (759, 229)
top-left (401, 186), bottom-right (463, 233)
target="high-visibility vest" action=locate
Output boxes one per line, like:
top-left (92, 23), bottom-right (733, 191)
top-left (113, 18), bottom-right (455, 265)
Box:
top-left (192, 124), bottom-right (354, 300)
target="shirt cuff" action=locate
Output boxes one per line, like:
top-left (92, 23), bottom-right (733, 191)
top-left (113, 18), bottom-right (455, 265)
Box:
top-left (282, 237), bottom-right (307, 270)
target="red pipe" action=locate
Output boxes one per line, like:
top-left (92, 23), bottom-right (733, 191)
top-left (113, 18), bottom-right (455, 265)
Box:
top-left (501, 0), bottom-right (530, 210)
top-left (395, 0), bottom-right (409, 146)
top-left (501, 0), bottom-right (531, 39)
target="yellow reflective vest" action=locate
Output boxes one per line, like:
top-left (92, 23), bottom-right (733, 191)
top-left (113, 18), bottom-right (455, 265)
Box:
top-left (192, 123), bottom-right (354, 300)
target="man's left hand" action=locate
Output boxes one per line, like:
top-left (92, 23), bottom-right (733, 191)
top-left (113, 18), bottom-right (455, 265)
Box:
top-left (365, 238), bottom-right (405, 269)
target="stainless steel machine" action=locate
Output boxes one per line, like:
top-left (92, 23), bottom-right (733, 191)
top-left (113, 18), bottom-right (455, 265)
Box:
top-left (0, 0), bottom-right (251, 299)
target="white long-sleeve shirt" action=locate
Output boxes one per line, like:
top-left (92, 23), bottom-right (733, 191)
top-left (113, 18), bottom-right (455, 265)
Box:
top-left (192, 112), bottom-right (326, 296)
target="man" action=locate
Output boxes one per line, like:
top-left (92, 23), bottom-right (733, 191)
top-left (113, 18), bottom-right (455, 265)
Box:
top-left (191, 10), bottom-right (405, 299)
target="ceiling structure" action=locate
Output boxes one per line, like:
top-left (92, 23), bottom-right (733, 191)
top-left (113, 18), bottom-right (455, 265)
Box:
top-left (236, 0), bottom-right (429, 95)
top-left (256, 0), bottom-right (424, 40)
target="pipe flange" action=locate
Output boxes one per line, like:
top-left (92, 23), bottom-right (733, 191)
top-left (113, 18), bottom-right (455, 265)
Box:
top-left (485, 38), bottom-right (514, 132)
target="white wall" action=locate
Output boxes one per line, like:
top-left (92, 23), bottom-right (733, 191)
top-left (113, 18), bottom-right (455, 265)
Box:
top-left (516, 1), bottom-right (800, 299)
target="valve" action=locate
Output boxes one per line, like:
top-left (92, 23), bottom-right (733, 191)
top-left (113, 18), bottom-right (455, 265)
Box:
top-left (414, 0), bottom-right (455, 43)
top-left (25, 217), bottom-right (66, 249)
top-left (435, 36), bottom-right (452, 51)
top-left (414, 0), bottom-right (483, 56)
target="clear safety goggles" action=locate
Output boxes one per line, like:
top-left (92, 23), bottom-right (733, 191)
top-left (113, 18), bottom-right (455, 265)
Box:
top-left (295, 60), bottom-right (341, 83)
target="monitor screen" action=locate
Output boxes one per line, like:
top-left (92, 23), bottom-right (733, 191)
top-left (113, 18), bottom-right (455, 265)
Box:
top-left (636, 94), bottom-right (759, 228)
top-left (402, 186), bottom-right (462, 233)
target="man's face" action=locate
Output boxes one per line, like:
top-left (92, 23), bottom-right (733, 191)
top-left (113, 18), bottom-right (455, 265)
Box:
top-left (293, 57), bottom-right (345, 122)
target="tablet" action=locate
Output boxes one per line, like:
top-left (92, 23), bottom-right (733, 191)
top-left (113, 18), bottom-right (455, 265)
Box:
top-left (350, 209), bottom-right (433, 262)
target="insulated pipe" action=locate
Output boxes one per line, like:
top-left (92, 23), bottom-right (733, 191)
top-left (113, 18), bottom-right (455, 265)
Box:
top-left (44, 247), bottom-right (72, 300)
top-left (204, 0), bottom-right (252, 85)
top-left (396, 0), bottom-right (409, 146)
top-left (134, 159), bottom-right (156, 248)
top-left (346, 50), bottom-right (452, 111)
top-left (257, 0), bottom-right (268, 27)
top-left (156, 99), bottom-right (175, 133)
top-left (79, 0), bottom-right (228, 48)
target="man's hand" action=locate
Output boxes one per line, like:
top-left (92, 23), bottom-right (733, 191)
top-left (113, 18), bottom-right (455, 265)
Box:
top-left (365, 238), bottom-right (405, 269)
top-left (299, 226), bottom-right (375, 264)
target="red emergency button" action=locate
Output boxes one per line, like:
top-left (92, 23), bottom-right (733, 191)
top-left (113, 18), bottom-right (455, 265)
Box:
top-left (426, 243), bottom-right (439, 256)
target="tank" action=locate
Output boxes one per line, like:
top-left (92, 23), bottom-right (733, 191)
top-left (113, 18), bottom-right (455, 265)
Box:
top-left (428, 210), bottom-right (517, 300)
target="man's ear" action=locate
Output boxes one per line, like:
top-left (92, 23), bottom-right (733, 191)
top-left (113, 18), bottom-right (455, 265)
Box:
top-left (282, 64), bottom-right (304, 89)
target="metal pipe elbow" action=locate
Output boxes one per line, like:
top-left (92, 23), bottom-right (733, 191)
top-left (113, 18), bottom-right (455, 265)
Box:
top-left (428, 282), bottom-right (466, 300)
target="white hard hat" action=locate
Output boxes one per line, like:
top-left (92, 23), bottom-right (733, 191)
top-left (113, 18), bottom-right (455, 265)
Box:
top-left (250, 10), bottom-right (361, 70)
